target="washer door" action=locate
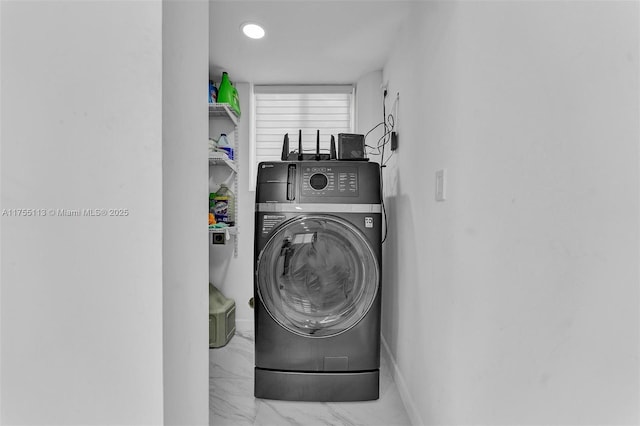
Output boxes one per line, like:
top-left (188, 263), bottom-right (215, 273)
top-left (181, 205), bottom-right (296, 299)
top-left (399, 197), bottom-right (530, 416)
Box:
top-left (257, 215), bottom-right (379, 338)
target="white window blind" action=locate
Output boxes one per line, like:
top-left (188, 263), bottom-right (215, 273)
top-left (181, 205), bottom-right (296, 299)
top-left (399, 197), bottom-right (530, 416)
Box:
top-left (250, 85), bottom-right (354, 189)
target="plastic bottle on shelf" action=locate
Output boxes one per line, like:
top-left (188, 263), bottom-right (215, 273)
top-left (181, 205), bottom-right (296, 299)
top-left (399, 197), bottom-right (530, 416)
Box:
top-left (209, 193), bottom-right (217, 226)
top-left (217, 72), bottom-right (241, 116)
top-left (208, 80), bottom-right (218, 104)
top-left (209, 192), bottom-right (217, 213)
top-left (216, 133), bottom-right (234, 160)
top-left (213, 183), bottom-right (235, 226)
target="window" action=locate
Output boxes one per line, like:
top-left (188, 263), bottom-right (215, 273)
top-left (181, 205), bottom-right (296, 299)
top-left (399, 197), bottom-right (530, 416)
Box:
top-left (250, 85), bottom-right (354, 190)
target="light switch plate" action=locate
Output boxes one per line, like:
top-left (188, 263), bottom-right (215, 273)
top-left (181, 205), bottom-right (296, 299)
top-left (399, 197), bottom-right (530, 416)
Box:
top-left (435, 169), bottom-right (446, 201)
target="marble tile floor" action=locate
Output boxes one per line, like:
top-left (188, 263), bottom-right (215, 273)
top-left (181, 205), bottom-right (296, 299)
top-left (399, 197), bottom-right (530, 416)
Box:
top-left (209, 326), bottom-right (412, 426)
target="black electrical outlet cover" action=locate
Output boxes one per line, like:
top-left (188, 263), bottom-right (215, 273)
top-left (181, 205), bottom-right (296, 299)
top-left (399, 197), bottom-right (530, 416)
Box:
top-left (391, 132), bottom-right (398, 151)
top-left (212, 233), bottom-right (226, 244)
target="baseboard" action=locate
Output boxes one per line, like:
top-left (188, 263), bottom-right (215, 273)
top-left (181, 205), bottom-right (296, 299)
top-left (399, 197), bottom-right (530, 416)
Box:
top-left (381, 335), bottom-right (424, 426)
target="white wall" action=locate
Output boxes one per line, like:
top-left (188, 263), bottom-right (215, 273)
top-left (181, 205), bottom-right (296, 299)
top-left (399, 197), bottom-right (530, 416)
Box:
top-left (356, 70), bottom-right (385, 160)
top-left (1, 1), bottom-right (210, 424)
top-left (162, 1), bottom-right (209, 425)
top-left (0, 1), bottom-right (164, 424)
top-left (209, 83), bottom-right (255, 326)
top-left (381, 1), bottom-right (639, 425)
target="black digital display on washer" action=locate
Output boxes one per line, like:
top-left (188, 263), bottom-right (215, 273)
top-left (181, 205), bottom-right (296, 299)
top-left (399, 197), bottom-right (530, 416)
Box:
top-left (301, 166), bottom-right (358, 196)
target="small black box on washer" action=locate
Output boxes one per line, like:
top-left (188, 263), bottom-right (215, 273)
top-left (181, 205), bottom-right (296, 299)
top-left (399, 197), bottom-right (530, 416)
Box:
top-left (338, 133), bottom-right (366, 160)
top-left (212, 233), bottom-right (226, 245)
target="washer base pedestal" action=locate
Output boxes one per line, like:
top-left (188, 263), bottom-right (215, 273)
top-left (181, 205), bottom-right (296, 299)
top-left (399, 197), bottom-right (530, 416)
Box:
top-left (254, 368), bottom-right (379, 401)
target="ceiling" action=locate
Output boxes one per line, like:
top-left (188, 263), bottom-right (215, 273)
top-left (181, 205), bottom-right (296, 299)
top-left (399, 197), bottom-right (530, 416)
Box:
top-left (209, 1), bottom-right (413, 85)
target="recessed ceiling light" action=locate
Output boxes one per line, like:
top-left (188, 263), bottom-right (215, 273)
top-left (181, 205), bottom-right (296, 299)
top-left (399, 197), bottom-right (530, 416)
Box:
top-left (241, 23), bottom-right (265, 40)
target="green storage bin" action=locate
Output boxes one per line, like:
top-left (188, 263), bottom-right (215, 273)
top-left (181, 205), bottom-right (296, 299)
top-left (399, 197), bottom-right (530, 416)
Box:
top-left (209, 283), bottom-right (236, 348)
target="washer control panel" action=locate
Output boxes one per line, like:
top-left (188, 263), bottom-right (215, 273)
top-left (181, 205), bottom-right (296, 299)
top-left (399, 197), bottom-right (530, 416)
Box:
top-left (301, 165), bottom-right (358, 197)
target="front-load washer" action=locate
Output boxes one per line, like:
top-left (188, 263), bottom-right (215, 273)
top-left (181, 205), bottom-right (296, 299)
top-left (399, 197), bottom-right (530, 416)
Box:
top-left (254, 160), bottom-right (382, 402)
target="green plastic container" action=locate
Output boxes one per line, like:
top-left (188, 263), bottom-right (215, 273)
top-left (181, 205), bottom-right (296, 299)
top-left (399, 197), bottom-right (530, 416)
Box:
top-left (217, 72), bottom-right (241, 117)
top-left (209, 283), bottom-right (236, 348)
